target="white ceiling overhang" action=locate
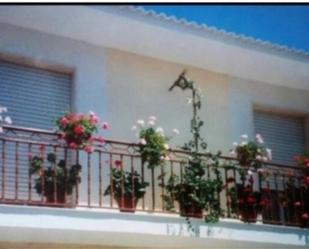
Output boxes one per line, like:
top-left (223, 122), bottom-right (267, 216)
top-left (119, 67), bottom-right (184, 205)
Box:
top-left (0, 5), bottom-right (308, 90)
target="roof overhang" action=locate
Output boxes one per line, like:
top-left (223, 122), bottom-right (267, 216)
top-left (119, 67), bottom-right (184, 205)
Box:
top-left (0, 5), bottom-right (308, 90)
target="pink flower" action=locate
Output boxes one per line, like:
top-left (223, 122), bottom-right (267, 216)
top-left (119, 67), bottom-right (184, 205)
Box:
top-left (60, 117), bottom-right (69, 127)
top-left (84, 146), bottom-right (94, 154)
top-left (69, 142), bottom-right (77, 149)
top-left (89, 116), bottom-right (98, 125)
top-left (96, 136), bottom-right (105, 144)
top-left (102, 122), bottom-right (109, 130)
top-left (302, 213), bottom-right (309, 220)
top-left (73, 125), bottom-right (84, 135)
top-left (294, 201), bottom-right (301, 207)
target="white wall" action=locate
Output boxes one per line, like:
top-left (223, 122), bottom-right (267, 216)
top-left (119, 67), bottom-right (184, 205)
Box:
top-left (229, 76), bottom-right (309, 147)
top-left (105, 48), bottom-right (230, 153)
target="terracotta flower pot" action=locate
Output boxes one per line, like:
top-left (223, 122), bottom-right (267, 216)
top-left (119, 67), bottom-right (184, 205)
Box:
top-left (115, 196), bottom-right (138, 213)
top-left (239, 206), bottom-right (257, 223)
top-left (180, 204), bottom-right (203, 218)
top-left (45, 191), bottom-right (66, 204)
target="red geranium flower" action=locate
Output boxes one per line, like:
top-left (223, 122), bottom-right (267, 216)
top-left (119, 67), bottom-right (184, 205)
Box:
top-left (294, 201), bottom-right (302, 207)
top-left (73, 125), bottom-right (84, 135)
top-left (247, 197), bottom-right (256, 204)
top-left (115, 160), bottom-right (122, 168)
top-left (301, 213), bottom-right (309, 220)
top-left (69, 142), bottom-right (77, 149)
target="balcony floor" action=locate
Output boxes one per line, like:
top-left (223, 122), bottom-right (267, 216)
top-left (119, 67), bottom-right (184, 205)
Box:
top-left (0, 204), bottom-right (308, 248)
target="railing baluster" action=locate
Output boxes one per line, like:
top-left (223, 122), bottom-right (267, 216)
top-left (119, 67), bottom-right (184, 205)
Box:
top-left (273, 172), bottom-right (279, 223)
top-left (64, 147), bottom-right (68, 205)
top-left (109, 153), bottom-right (113, 208)
top-left (87, 152), bottom-right (91, 207)
top-left (120, 155), bottom-right (124, 209)
top-left (75, 150), bottom-right (79, 206)
top-left (224, 167), bottom-right (231, 218)
top-left (99, 152), bottom-right (102, 207)
top-left (28, 144), bottom-right (32, 202)
top-left (281, 173), bottom-right (287, 225)
top-left (141, 160), bottom-right (145, 210)
top-left (40, 145), bottom-right (45, 203)
top-left (232, 166), bottom-right (239, 218)
top-left (53, 146), bottom-right (57, 203)
top-left (266, 176), bottom-right (273, 223)
top-left (2, 140), bottom-right (5, 200)
top-left (151, 167), bottom-right (155, 211)
top-left (15, 142), bottom-right (19, 201)
top-left (161, 163), bottom-right (165, 211)
top-left (130, 156), bottom-right (135, 210)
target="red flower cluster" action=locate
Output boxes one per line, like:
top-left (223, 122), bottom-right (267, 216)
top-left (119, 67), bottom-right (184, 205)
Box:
top-left (56, 111), bottom-right (108, 153)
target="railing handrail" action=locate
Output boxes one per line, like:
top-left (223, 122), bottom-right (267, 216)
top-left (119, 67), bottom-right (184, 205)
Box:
top-left (1, 125), bottom-right (298, 170)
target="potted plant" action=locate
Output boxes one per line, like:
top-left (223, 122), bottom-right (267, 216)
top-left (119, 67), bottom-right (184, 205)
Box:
top-left (228, 172), bottom-right (271, 223)
top-left (104, 160), bottom-right (149, 212)
top-left (55, 111), bottom-right (107, 152)
top-left (132, 116), bottom-right (178, 169)
top-left (29, 151), bottom-right (81, 205)
top-left (230, 134), bottom-right (272, 168)
top-left (163, 71), bottom-right (223, 222)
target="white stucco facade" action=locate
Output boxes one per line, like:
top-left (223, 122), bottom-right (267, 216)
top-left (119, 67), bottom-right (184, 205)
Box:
top-left (0, 5), bottom-right (309, 248)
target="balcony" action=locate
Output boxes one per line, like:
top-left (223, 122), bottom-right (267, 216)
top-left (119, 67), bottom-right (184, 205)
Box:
top-left (0, 125), bottom-right (308, 248)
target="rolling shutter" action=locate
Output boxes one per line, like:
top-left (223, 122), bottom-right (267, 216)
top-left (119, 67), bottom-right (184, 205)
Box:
top-left (254, 111), bottom-right (305, 165)
top-left (0, 60), bottom-right (71, 129)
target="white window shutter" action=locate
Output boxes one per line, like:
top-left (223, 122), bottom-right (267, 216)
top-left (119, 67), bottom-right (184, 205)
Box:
top-left (0, 60), bottom-right (72, 130)
top-left (254, 111), bottom-right (305, 165)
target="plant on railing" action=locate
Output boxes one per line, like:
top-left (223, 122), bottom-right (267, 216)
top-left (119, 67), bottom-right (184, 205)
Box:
top-left (228, 174), bottom-right (271, 223)
top-left (230, 134), bottom-right (272, 169)
top-left (104, 160), bottom-right (149, 212)
top-left (29, 151), bottom-right (81, 204)
top-left (132, 116), bottom-right (178, 169)
top-left (163, 70), bottom-right (223, 225)
top-left (0, 104), bottom-right (12, 133)
top-left (55, 111), bottom-right (107, 152)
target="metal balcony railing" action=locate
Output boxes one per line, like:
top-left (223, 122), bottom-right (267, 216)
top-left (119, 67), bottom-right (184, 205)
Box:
top-left (0, 125), bottom-right (306, 228)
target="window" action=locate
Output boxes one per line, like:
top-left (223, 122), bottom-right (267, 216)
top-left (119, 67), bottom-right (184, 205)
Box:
top-left (254, 110), bottom-right (305, 165)
top-left (0, 59), bottom-right (72, 129)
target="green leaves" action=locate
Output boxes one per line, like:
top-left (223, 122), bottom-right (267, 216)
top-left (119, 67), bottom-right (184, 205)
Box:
top-left (166, 71), bottom-right (223, 224)
top-left (139, 127), bottom-right (168, 169)
top-left (104, 168), bottom-right (149, 199)
top-left (29, 152), bottom-right (81, 196)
